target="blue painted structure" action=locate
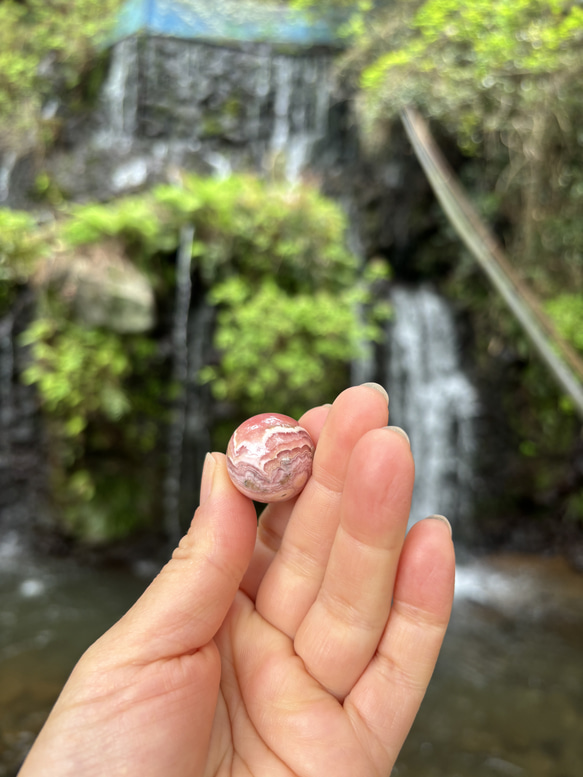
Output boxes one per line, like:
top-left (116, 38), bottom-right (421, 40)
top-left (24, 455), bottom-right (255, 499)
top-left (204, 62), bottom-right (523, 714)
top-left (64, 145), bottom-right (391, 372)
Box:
top-left (112, 0), bottom-right (347, 47)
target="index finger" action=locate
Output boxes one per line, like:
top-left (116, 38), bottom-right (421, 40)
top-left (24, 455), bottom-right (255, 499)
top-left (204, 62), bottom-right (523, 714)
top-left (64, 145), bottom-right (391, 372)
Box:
top-left (240, 401), bottom-right (333, 600)
top-left (255, 383), bottom-right (390, 637)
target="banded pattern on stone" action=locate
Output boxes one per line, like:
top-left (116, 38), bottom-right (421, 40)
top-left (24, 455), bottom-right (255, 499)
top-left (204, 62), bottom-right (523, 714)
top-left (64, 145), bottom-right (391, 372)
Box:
top-left (226, 413), bottom-right (315, 503)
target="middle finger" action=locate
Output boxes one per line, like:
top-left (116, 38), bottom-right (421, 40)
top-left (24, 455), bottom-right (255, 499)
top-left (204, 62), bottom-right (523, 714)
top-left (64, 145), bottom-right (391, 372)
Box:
top-left (254, 383), bottom-right (390, 638)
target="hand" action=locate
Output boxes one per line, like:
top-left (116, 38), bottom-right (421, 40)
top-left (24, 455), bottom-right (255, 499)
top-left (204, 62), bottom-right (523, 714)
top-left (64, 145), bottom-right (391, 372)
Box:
top-left (19, 384), bottom-right (455, 777)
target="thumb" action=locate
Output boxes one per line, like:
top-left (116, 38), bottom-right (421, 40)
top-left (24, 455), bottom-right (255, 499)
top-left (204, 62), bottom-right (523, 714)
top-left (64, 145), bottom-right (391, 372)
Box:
top-left (102, 453), bottom-right (258, 662)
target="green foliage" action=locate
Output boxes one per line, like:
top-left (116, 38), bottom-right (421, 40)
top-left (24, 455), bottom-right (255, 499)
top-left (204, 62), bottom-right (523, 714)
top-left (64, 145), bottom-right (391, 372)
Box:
top-left (0, 0), bottom-right (120, 151)
top-left (59, 174), bottom-right (385, 415)
top-left (200, 277), bottom-right (382, 416)
top-left (18, 310), bottom-right (163, 540)
top-left (19, 173), bottom-right (386, 539)
top-left (358, 0), bottom-right (583, 137)
top-left (158, 175), bottom-right (386, 412)
top-left (0, 208), bottom-right (44, 278)
top-left (545, 294), bottom-right (583, 353)
top-left (348, 0), bottom-right (583, 292)
top-left (63, 195), bottom-right (166, 255)
top-left (63, 469), bottom-right (156, 542)
top-left (0, 207), bottom-right (47, 313)
top-left (62, 173), bottom-right (359, 295)
top-left (20, 317), bottom-right (133, 452)
top-left (154, 174), bottom-right (357, 291)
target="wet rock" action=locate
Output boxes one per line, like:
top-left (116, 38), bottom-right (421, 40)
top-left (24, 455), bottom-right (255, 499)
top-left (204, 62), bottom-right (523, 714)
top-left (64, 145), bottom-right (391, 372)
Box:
top-left (34, 240), bottom-right (155, 334)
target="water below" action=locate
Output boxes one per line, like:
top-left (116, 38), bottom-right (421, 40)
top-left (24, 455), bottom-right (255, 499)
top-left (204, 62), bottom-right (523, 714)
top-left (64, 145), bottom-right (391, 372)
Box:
top-left (399, 554), bottom-right (583, 777)
top-left (0, 544), bottom-right (152, 776)
top-left (1, 548), bottom-right (582, 776)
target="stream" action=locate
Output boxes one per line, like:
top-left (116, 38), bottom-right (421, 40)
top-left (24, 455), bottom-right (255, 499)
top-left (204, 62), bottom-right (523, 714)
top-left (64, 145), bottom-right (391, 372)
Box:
top-left (1, 545), bottom-right (582, 777)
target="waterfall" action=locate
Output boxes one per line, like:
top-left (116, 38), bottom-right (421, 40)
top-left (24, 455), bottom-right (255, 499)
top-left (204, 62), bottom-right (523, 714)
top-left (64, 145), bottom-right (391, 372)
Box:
top-left (180, 296), bottom-right (214, 518)
top-left (387, 286), bottom-right (478, 534)
top-left (163, 226), bottom-right (194, 545)
top-left (269, 54), bottom-right (333, 181)
top-left (80, 36), bottom-right (342, 200)
top-left (163, 241), bottom-right (214, 536)
top-left (0, 311), bottom-right (14, 472)
top-left (0, 307), bottom-right (37, 560)
top-left (98, 37), bottom-right (139, 148)
top-left (0, 151), bottom-right (17, 204)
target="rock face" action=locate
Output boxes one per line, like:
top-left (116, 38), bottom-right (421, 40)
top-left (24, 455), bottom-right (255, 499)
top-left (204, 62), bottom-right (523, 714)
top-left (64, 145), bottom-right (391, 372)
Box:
top-left (34, 241), bottom-right (155, 334)
top-left (45, 33), bottom-right (431, 260)
top-left (49, 36), bottom-right (356, 201)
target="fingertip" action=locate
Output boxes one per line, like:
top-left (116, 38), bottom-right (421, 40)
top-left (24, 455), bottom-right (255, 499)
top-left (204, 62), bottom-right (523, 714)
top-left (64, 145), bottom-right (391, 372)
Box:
top-left (396, 516), bottom-right (456, 617)
top-left (200, 451), bottom-right (218, 505)
top-left (361, 381), bottom-right (390, 405)
top-left (386, 425), bottom-right (410, 447)
top-left (349, 425), bottom-right (415, 493)
top-left (425, 513), bottom-right (453, 538)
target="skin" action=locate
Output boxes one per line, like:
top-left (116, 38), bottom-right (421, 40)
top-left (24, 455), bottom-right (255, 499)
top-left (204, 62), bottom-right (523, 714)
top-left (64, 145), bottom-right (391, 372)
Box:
top-left (19, 384), bottom-right (455, 777)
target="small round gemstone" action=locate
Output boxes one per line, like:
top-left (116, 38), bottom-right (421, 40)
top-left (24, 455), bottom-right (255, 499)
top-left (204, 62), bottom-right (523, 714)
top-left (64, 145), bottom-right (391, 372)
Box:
top-left (226, 413), bottom-right (315, 503)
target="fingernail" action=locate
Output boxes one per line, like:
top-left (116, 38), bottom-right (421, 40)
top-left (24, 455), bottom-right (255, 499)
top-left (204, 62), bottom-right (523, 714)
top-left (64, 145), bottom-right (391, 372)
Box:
top-left (387, 425), bottom-right (410, 446)
top-left (362, 382), bottom-right (389, 405)
top-left (200, 452), bottom-right (217, 506)
top-left (427, 514), bottom-right (453, 537)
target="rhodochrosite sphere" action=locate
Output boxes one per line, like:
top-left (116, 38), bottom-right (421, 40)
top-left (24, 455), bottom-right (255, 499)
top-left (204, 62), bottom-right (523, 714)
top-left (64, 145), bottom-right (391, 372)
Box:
top-left (226, 413), bottom-right (315, 502)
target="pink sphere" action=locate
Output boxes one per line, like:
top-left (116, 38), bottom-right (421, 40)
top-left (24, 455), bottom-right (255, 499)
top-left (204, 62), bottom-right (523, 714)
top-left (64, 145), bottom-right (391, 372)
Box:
top-left (226, 413), bottom-right (315, 503)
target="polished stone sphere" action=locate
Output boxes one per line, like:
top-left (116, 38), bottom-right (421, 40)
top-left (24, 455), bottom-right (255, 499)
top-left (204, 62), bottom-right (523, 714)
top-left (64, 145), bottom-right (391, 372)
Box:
top-left (226, 413), bottom-right (315, 502)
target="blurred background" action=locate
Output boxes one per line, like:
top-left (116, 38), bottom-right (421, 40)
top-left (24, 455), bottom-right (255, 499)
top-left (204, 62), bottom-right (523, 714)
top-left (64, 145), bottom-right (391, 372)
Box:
top-left (1, 1), bottom-right (582, 775)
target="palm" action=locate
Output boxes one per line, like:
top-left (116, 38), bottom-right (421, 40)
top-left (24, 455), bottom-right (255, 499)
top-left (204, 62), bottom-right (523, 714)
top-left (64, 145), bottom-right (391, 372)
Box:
top-left (212, 593), bottom-right (380, 776)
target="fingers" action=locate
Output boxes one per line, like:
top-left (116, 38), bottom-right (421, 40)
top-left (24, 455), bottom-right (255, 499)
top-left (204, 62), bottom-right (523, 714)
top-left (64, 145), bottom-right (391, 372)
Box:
top-left (99, 453), bottom-right (257, 662)
top-left (294, 427), bottom-right (414, 699)
top-left (240, 403), bottom-right (332, 600)
top-left (345, 516), bottom-right (455, 773)
top-left (255, 384), bottom-right (390, 636)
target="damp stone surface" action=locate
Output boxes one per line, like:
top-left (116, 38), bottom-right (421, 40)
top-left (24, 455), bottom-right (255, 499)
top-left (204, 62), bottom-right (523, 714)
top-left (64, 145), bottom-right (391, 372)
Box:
top-left (226, 413), bottom-right (315, 502)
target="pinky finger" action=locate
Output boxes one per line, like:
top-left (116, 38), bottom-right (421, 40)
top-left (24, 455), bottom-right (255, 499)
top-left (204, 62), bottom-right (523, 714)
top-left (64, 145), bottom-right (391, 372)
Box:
top-left (344, 516), bottom-right (455, 773)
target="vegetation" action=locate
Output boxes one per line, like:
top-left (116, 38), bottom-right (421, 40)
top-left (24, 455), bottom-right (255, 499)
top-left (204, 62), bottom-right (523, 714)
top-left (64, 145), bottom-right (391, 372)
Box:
top-left (292, 0), bottom-right (583, 524)
top-left (3, 0), bottom-right (583, 538)
top-left (0, 208), bottom-right (46, 312)
top-left (6, 175), bottom-right (387, 540)
top-left (19, 316), bottom-right (161, 541)
top-left (0, 0), bottom-right (120, 153)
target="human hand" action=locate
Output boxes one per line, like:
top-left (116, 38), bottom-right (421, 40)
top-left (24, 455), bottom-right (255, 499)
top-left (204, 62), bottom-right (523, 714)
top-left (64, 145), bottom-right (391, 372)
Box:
top-left (19, 384), bottom-right (455, 777)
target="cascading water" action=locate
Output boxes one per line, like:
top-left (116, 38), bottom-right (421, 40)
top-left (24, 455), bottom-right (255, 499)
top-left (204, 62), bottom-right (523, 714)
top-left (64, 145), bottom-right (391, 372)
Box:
top-left (0, 312), bottom-right (14, 462)
top-left (76, 36), bottom-right (341, 198)
top-left (0, 311), bottom-right (16, 559)
top-left (178, 294), bottom-right (214, 522)
top-left (99, 37), bottom-right (139, 147)
top-left (0, 302), bottom-right (45, 562)
top-left (0, 151), bottom-right (17, 204)
top-left (269, 53), bottom-right (333, 181)
top-left (163, 226), bottom-right (195, 545)
top-left (387, 285), bottom-right (478, 535)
